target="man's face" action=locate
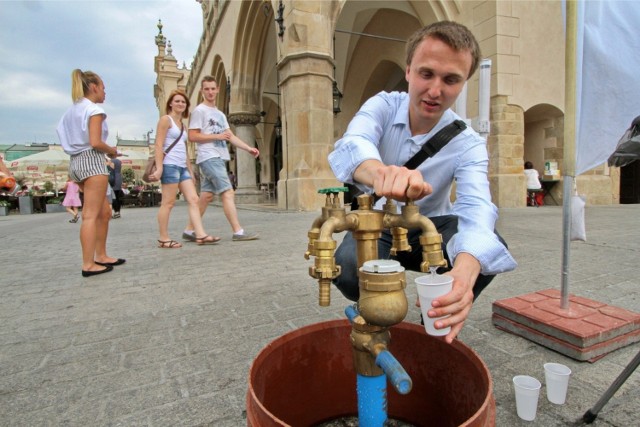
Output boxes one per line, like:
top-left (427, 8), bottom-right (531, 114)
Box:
top-left (405, 36), bottom-right (472, 134)
top-left (201, 81), bottom-right (219, 103)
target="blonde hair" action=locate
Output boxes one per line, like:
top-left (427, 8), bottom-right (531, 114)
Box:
top-left (70, 69), bottom-right (102, 103)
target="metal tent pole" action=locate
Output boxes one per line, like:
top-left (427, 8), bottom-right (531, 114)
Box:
top-left (561, 0), bottom-right (578, 309)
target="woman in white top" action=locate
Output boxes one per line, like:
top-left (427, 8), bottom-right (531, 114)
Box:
top-left (524, 161), bottom-right (542, 190)
top-left (148, 90), bottom-right (219, 247)
top-left (56, 69), bottom-right (125, 277)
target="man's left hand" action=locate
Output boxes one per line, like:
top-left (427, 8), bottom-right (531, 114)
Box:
top-left (427, 253), bottom-right (480, 344)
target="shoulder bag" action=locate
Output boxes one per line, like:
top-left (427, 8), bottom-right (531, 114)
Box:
top-left (142, 124), bottom-right (185, 182)
top-left (350, 119), bottom-right (467, 210)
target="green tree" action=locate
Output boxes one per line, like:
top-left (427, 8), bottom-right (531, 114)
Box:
top-left (43, 181), bottom-right (54, 193)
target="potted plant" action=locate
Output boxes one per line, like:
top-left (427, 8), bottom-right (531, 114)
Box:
top-left (0, 200), bottom-right (10, 216)
top-left (43, 180), bottom-right (54, 194)
top-left (18, 192), bottom-right (34, 215)
top-left (45, 196), bottom-right (66, 213)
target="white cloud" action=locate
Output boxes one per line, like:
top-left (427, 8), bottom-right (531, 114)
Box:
top-left (0, 0), bottom-right (202, 145)
top-left (0, 72), bottom-right (68, 109)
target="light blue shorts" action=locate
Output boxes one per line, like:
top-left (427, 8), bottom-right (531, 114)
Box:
top-left (161, 164), bottom-right (192, 184)
top-left (198, 157), bottom-right (232, 194)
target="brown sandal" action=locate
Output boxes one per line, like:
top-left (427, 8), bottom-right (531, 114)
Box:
top-left (158, 240), bottom-right (182, 249)
top-left (195, 235), bottom-right (220, 245)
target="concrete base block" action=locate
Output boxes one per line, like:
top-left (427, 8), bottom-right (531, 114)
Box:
top-left (492, 289), bottom-right (640, 362)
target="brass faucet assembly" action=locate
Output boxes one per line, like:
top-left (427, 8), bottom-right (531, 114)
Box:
top-left (305, 188), bottom-right (448, 384)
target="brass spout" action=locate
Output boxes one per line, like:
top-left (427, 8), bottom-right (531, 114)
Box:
top-left (309, 214), bottom-right (358, 306)
top-left (384, 200), bottom-right (448, 272)
top-left (389, 226), bottom-right (411, 256)
top-left (383, 198), bottom-right (411, 256)
top-left (305, 191), bottom-right (347, 260)
top-left (309, 236), bottom-right (339, 307)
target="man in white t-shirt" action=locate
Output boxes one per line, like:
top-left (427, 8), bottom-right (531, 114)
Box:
top-left (183, 76), bottom-right (260, 241)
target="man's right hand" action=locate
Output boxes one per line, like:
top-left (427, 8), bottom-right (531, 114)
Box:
top-left (355, 161), bottom-right (432, 201)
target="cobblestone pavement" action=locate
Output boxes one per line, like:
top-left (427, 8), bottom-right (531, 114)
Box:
top-left (0, 202), bottom-right (638, 426)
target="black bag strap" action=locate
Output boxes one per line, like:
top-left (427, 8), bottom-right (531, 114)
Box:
top-left (163, 122), bottom-right (185, 156)
top-left (350, 119), bottom-right (467, 209)
top-left (403, 119), bottom-right (467, 170)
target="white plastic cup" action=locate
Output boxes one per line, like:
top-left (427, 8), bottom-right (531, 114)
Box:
top-left (544, 362), bottom-right (572, 404)
top-left (513, 375), bottom-right (542, 421)
top-left (415, 274), bottom-right (453, 336)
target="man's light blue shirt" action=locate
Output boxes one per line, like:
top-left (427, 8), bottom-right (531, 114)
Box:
top-left (328, 91), bottom-right (517, 275)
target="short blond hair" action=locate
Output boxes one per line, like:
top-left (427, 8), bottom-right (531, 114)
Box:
top-left (405, 21), bottom-right (481, 79)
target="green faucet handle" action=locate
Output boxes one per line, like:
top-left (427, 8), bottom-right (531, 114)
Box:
top-left (318, 187), bottom-right (349, 194)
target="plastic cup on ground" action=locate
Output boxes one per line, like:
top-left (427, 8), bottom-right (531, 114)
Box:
top-left (544, 362), bottom-right (572, 404)
top-left (415, 274), bottom-right (453, 336)
top-left (513, 375), bottom-right (541, 421)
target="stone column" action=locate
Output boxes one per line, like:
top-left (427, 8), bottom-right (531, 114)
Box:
top-left (228, 112), bottom-right (263, 204)
top-left (275, 1), bottom-right (343, 211)
top-left (277, 53), bottom-right (341, 211)
top-left (487, 95), bottom-right (526, 207)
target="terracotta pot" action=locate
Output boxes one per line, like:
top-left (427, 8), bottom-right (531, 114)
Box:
top-left (247, 319), bottom-right (495, 427)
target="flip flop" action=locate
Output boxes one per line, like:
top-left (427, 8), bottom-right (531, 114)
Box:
top-left (195, 235), bottom-right (221, 245)
top-left (158, 240), bottom-right (182, 249)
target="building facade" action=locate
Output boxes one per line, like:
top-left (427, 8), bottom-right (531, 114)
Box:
top-left (154, 0), bottom-right (623, 211)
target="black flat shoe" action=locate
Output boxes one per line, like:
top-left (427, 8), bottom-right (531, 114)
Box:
top-left (81, 265), bottom-right (114, 277)
top-left (95, 258), bottom-right (126, 267)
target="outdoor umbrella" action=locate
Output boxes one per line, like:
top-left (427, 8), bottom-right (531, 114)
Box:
top-left (8, 150), bottom-right (70, 194)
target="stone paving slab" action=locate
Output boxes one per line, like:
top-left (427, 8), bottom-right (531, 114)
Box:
top-left (0, 203), bottom-right (639, 426)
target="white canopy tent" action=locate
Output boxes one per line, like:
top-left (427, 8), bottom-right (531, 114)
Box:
top-left (8, 150), bottom-right (70, 194)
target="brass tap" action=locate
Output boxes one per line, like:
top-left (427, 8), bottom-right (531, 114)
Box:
top-left (306, 188), bottom-right (355, 306)
top-left (306, 188), bottom-right (449, 380)
top-left (384, 199), bottom-right (448, 272)
top-left (304, 187), bottom-right (348, 261)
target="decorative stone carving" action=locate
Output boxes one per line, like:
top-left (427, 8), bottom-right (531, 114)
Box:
top-left (228, 113), bottom-right (261, 127)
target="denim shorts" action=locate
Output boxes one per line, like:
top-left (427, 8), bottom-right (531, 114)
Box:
top-left (198, 157), bottom-right (232, 194)
top-left (69, 148), bottom-right (109, 182)
top-left (161, 164), bottom-right (192, 184)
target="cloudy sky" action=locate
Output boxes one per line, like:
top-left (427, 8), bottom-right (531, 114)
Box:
top-left (0, 0), bottom-right (202, 147)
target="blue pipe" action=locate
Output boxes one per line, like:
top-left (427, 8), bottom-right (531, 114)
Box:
top-left (345, 304), bottom-right (359, 322)
top-left (345, 305), bottom-right (412, 394)
top-left (346, 305), bottom-right (413, 426)
top-left (357, 374), bottom-right (387, 427)
top-left (376, 350), bottom-right (412, 395)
